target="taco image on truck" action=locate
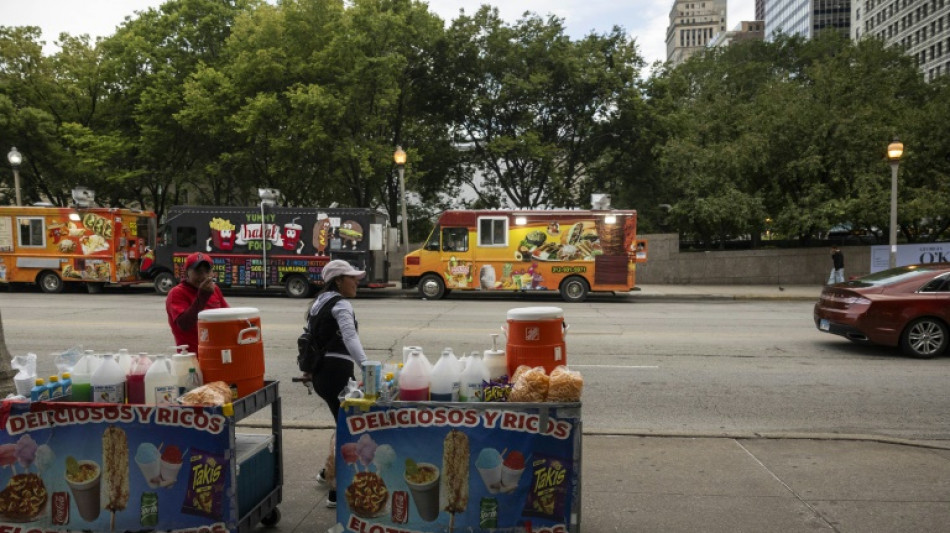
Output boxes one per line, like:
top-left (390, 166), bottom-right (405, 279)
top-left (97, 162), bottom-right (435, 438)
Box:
top-left (403, 209), bottom-right (647, 302)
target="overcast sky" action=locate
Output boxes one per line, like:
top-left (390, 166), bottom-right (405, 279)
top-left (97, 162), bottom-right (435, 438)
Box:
top-left (1, 0), bottom-right (755, 66)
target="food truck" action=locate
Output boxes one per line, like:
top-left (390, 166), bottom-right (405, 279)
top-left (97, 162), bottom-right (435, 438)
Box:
top-left (0, 196), bottom-right (158, 293)
top-left (403, 209), bottom-right (646, 302)
top-left (152, 205), bottom-right (392, 297)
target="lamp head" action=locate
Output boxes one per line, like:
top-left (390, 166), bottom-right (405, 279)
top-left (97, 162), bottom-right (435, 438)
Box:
top-left (7, 147), bottom-right (22, 168)
top-left (887, 138), bottom-right (904, 162)
top-left (393, 146), bottom-right (407, 166)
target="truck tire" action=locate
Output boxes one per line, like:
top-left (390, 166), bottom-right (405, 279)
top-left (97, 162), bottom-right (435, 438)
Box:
top-left (559, 276), bottom-right (589, 303)
top-left (38, 271), bottom-right (64, 294)
top-left (418, 274), bottom-right (446, 300)
top-left (154, 271), bottom-right (175, 295)
top-left (284, 275), bottom-right (312, 298)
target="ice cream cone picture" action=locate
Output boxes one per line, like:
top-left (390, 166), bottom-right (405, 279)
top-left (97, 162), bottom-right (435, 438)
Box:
top-left (441, 430), bottom-right (469, 532)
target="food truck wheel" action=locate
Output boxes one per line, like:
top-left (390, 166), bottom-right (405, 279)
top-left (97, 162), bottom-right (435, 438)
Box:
top-left (261, 508), bottom-right (280, 526)
top-left (418, 274), bottom-right (446, 300)
top-left (37, 271), bottom-right (64, 294)
top-left (285, 275), bottom-right (312, 298)
top-left (154, 271), bottom-right (175, 295)
top-left (559, 276), bottom-right (589, 303)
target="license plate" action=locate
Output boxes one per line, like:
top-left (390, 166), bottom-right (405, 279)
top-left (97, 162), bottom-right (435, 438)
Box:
top-left (819, 319), bottom-right (830, 331)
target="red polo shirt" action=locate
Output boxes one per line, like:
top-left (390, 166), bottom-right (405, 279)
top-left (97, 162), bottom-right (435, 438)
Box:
top-left (166, 281), bottom-right (229, 353)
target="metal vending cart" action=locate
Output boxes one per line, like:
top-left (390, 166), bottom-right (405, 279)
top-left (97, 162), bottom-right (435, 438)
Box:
top-left (333, 400), bottom-right (582, 532)
top-left (0, 381), bottom-right (284, 532)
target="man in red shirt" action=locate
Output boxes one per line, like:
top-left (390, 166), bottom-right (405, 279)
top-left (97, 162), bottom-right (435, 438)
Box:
top-left (166, 252), bottom-right (229, 352)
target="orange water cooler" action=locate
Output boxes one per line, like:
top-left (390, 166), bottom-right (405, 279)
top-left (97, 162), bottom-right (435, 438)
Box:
top-left (197, 307), bottom-right (266, 397)
top-left (504, 306), bottom-right (568, 377)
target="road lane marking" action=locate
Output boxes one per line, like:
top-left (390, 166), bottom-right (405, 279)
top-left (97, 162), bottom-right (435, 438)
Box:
top-left (569, 365), bottom-right (658, 369)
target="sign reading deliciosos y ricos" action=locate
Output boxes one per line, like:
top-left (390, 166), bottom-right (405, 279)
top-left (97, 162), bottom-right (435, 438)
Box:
top-left (870, 243), bottom-right (950, 273)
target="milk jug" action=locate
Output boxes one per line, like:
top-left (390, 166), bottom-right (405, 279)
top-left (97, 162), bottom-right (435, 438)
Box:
top-left (483, 334), bottom-right (507, 381)
top-left (458, 353), bottom-right (490, 402)
top-left (398, 350), bottom-right (431, 401)
top-left (430, 349), bottom-right (461, 401)
top-left (71, 350), bottom-right (101, 402)
top-left (145, 354), bottom-right (178, 405)
top-left (115, 349), bottom-right (134, 376)
top-left (91, 353), bottom-right (126, 404)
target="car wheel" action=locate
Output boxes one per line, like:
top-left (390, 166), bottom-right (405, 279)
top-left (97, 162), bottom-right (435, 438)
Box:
top-left (418, 274), bottom-right (446, 300)
top-left (285, 275), bottom-right (312, 298)
top-left (559, 276), bottom-right (589, 303)
top-left (38, 271), bottom-right (64, 294)
top-left (900, 317), bottom-right (949, 359)
top-left (154, 271), bottom-right (175, 295)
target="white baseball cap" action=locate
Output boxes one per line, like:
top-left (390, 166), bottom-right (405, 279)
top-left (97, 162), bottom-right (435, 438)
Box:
top-left (321, 259), bottom-right (366, 283)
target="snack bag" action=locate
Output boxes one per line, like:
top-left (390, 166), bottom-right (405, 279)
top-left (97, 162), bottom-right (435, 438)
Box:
top-left (546, 366), bottom-right (583, 402)
top-left (181, 449), bottom-right (227, 520)
top-left (509, 366), bottom-right (549, 402)
top-left (523, 453), bottom-right (571, 521)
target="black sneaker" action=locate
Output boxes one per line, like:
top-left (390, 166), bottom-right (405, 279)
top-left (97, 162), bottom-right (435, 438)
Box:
top-left (316, 468), bottom-right (327, 485)
top-left (326, 490), bottom-right (337, 508)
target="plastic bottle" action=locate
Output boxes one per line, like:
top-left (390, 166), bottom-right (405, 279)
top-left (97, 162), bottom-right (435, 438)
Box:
top-left (31, 378), bottom-right (50, 402)
top-left (459, 353), bottom-right (490, 402)
top-left (71, 350), bottom-right (101, 402)
top-left (430, 348), bottom-right (461, 402)
top-left (47, 375), bottom-right (63, 400)
top-left (184, 368), bottom-right (202, 393)
top-left (398, 350), bottom-right (431, 401)
top-left (115, 349), bottom-right (134, 376)
top-left (144, 354), bottom-right (178, 405)
top-left (92, 353), bottom-right (126, 404)
top-left (483, 333), bottom-right (507, 381)
top-left (60, 372), bottom-right (73, 400)
top-left (126, 353), bottom-right (152, 404)
top-left (172, 347), bottom-right (202, 396)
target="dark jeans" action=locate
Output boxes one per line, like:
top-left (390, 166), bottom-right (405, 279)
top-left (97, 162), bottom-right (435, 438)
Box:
top-left (313, 356), bottom-right (355, 419)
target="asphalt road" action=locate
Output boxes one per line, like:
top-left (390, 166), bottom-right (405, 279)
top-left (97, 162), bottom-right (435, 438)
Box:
top-left (3, 288), bottom-right (949, 443)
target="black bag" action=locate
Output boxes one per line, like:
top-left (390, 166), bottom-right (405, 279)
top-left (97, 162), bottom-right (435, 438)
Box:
top-left (297, 295), bottom-right (342, 373)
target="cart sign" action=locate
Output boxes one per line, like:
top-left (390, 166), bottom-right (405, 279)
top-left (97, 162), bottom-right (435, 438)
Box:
top-left (336, 402), bottom-right (582, 532)
top-left (0, 400), bottom-right (233, 532)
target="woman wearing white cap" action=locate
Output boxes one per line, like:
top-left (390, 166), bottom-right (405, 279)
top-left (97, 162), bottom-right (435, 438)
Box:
top-left (305, 259), bottom-right (368, 508)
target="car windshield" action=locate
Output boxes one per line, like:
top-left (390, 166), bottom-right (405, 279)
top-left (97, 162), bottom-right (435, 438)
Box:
top-left (849, 265), bottom-right (945, 287)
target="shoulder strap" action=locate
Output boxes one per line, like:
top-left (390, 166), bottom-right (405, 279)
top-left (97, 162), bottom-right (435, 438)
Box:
top-left (307, 295), bottom-right (343, 332)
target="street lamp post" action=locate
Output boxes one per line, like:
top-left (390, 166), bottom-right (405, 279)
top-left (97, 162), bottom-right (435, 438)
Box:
top-left (393, 146), bottom-right (409, 255)
top-left (887, 138), bottom-right (904, 269)
top-left (7, 147), bottom-right (22, 206)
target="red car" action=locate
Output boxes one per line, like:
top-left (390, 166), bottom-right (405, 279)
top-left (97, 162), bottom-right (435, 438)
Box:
top-left (814, 263), bottom-right (950, 358)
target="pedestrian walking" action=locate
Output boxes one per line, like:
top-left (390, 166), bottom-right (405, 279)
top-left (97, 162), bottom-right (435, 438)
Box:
top-left (829, 246), bottom-right (845, 284)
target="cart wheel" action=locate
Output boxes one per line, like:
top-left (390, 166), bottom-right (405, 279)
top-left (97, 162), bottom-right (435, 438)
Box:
top-left (261, 507), bottom-right (281, 526)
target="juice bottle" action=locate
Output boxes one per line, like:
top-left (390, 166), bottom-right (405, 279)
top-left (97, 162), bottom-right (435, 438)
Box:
top-left (398, 350), bottom-right (431, 401)
top-left (126, 353), bottom-right (152, 404)
top-left (48, 375), bottom-right (63, 400)
top-left (144, 354), bottom-right (178, 405)
top-left (71, 350), bottom-right (100, 402)
top-left (60, 372), bottom-right (73, 399)
top-left (91, 353), bottom-right (126, 404)
top-left (430, 348), bottom-right (461, 401)
top-left (30, 378), bottom-right (50, 402)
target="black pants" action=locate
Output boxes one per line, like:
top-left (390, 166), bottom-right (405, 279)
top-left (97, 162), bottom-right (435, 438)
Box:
top-left (313, 356), bottom-right (355, 419)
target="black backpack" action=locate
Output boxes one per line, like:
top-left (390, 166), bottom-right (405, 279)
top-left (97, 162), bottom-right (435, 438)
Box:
top-left (296, 295), bottom-right (342, 373)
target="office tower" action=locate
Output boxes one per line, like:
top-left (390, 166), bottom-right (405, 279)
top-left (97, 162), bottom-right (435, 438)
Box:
top-left (764, 0), bottom-right (851, 40)
top-left (666, 0), bottom-right (729, 65)
top-left (855, 0), bottom-right (949, 81)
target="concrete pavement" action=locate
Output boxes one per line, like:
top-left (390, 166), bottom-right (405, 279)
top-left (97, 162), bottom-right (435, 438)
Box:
top-left (243, 284), bottom-right (950, 533)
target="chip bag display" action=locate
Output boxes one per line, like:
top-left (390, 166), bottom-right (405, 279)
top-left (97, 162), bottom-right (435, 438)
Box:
top-left (181, 449), bottom-right (227, 520)
top-left (523, 453), bottom-right (571, 521)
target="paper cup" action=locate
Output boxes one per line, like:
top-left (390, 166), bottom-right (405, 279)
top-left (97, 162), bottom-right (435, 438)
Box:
top-left (404, 463), bottom-right (440, 522)
top-left (501, 465), bottom-right (524, 488)
top-left (160, 459), bottom-right (183, 484)
top-left (66, 460), bottom-right (101, 522)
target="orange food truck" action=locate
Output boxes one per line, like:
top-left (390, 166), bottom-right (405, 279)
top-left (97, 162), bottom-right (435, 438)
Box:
top-left (0, 200), bottom-right (157, 293)
top-left (403, 209), bottom-right (646, 302)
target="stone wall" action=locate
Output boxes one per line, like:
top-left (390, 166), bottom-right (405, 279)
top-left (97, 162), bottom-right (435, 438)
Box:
top-left (634, 234), bottom-right (871, 285)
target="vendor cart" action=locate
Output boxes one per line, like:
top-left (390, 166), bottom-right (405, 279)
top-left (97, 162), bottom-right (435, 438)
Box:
top-left (0, 380), bottom-right (284, 532)
top-left (334, 400), bottom-right (582, 532)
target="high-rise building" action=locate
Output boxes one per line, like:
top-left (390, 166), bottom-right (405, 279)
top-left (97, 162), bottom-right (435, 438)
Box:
top-left (666, 0), bottom-right (729, 66)
top-left (854, 0), bottom-right (950, 81)
top-left (756, 0), bottom-right (766, 22)
top-left (709, 20), bottom-right (766, 48)
top-left (764, 0), bottom-right (851, 40)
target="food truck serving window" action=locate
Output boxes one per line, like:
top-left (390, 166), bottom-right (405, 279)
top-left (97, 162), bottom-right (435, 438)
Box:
top-left (17, 217), bottom-right (45, 247)
top-left (478, 217), bottom-right (508, 247)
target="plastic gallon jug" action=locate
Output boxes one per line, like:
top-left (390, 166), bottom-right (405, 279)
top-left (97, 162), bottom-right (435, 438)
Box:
top-left (127, 353), bottom-right (153, 404)
top-left (458, 353), bottom-right (489, 402)
top-left (483, 333), bottom-right (507, 381)
top-left (115, 348), bottom-right (134, 376)
top-left (172, 348), bottom-right (202, 396)
top-left (71, 350), bottom-right (101, 402)
top-left (91, 353), bottom-right (126, 404)
top-left (430, 349), bottom-right (461, 401)
top-left (399, 350), bottom-right (431, 401)
top-left (504, 306), bottom-right (567, 377)
top-left (144, 354), bottom-right (178, 405)
top-left (197, 307), bottom-right (265, 397)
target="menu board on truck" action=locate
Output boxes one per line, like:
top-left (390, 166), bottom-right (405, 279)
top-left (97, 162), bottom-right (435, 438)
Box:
top-left (0, 400), bottom-right (233, 532)
top-left (336, 402), bottom-right (581, 533)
